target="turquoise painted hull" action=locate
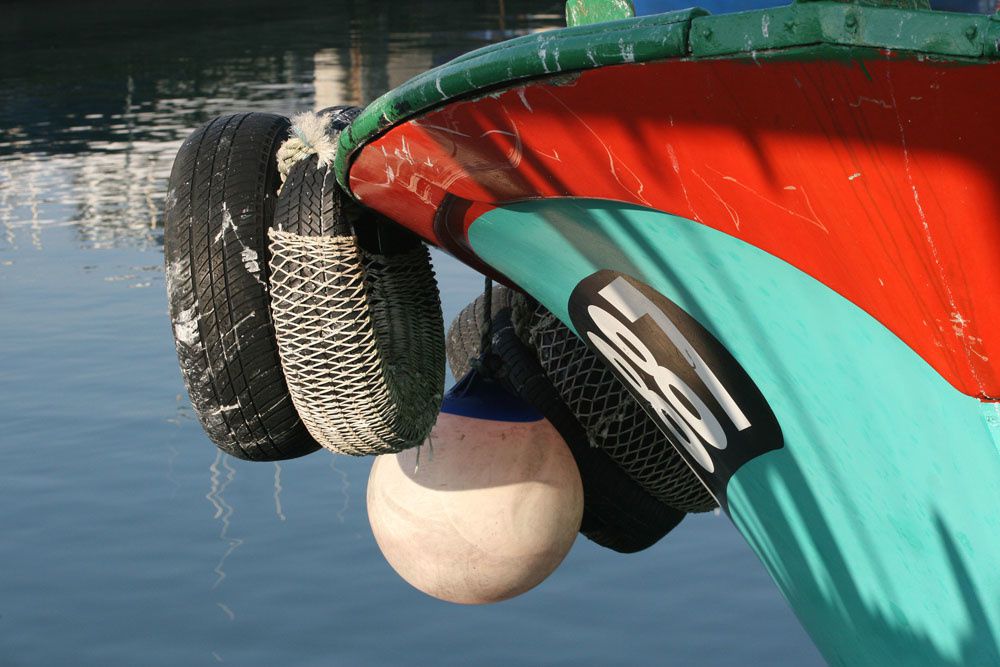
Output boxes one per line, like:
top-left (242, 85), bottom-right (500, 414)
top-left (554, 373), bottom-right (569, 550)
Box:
top-left (467, 198), bottom-right (1000, 666)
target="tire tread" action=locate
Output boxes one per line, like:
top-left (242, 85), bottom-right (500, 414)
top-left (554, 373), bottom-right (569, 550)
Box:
top-left (164, 112), bottom-right (320, 461)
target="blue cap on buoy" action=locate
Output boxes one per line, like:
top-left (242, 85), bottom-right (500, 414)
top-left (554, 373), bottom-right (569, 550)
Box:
top-left (441, 369), bottom-right (542, 423)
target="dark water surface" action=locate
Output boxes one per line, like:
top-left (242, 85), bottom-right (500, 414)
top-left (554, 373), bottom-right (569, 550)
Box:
top-left (0, 2), bottom-right (824, 664)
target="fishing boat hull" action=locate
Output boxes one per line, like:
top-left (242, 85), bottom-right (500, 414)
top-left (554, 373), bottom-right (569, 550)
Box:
top-left (334, 4), bottom-right (1000, 663)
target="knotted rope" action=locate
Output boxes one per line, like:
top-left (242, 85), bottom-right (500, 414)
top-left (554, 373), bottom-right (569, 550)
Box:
top-left (276, 111), bottom-right (341, 187)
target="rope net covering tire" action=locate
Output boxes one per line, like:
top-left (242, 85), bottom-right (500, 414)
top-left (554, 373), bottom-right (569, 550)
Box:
top-left (446, 287), bottom-right (715, 514)
top-left (525, 306), bottom-right (717, 513)
top-left (267, 229), bottom-right (444, 455)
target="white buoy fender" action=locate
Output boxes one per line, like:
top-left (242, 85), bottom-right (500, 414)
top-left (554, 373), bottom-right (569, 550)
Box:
top-left (367, 373), bottom-right (584, 604)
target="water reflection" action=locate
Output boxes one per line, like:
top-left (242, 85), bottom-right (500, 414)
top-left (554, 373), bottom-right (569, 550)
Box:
top-left (0, 0), bottom-right (558, 252)
top-left (329, 456), bottom-right (352, 524)
top-left (273, 463), bottom-right (287, 522)
top-left (0, 3), bottom-right (562, 645)
top-left (207, 451), bottom-right (243, 591)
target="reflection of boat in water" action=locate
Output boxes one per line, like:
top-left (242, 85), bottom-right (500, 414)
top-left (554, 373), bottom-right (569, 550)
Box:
top-left (333, 1), bottom-right (1000, 663)
top-left (166, 0), bottom-right (1000, 663)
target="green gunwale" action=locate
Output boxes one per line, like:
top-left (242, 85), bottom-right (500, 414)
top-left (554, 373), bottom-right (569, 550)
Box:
top-left (334, 1), bottom-right (1000, 195)
top-left (333, 7), bottom-right (704, 191)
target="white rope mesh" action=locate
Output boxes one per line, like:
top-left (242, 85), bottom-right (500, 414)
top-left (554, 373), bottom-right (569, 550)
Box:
top-left (267, 228), bottom-right (444, 455)
top-left (443, 288), bottom-right (715, 513)
top-left (527, 308), bottom-right (716, 513)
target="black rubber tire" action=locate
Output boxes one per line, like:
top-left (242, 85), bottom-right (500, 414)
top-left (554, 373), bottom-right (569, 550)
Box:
top-left (527, 307), bottom-right (718, 514)
top-left (449, 289), bottom-right (716, 515)
top-left (486, 309), bottom-right (685, 553)
top-left (446, 284), bottom-right (527, 381)
top-left (164, 112), bottom-right (320, 461)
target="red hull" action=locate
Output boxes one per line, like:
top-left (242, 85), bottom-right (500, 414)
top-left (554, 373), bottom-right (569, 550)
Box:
top-left (348, 56), bottom-right (1000, 400)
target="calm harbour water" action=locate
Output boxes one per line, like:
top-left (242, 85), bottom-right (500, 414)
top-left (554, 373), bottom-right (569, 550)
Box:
top-left (0, 2), bottom-right (824, 664)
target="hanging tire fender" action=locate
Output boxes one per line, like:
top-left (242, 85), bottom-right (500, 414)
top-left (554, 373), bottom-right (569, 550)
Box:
top-left (164, 112), bottom-right (321, 461)
top-left (447, 293), bottom-right (686, 553)
top-left (267, 108), bottom-right (446, 456)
